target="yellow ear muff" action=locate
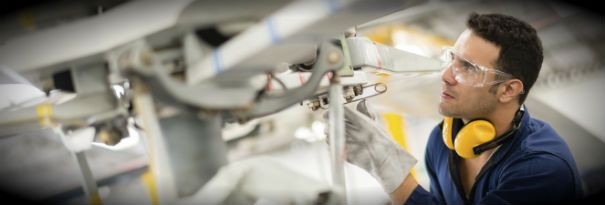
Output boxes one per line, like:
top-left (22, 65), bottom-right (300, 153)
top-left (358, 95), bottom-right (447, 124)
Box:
top-left (454, 120), bottom-right (496, 159)
top-left (442, 117), bottom-right (455, 150)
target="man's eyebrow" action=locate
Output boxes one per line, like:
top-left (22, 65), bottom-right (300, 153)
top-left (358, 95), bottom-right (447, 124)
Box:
top-left (458, 56), bottom-right (476, 68)
top-left (461, 60), bottom-right (474, 67)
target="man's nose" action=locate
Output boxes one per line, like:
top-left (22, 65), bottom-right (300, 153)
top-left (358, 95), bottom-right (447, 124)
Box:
top-left (441, 64), bottom-right (457, 85)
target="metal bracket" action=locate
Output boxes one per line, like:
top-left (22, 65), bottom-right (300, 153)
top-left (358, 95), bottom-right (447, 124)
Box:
top-left (114, 40), bottom-right (258, 110)
top-left (307, 83), bottom-right (387, 111)
top-left (235, 41), bottom-right (345, 121)
top-left (116, 40), bottom-right (344, 122)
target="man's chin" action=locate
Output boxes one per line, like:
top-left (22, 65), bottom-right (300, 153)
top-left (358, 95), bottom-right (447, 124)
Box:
top-left (438, 104), bottom-right (456, 117)
top-left (438, 105), bottom-right (447, 116)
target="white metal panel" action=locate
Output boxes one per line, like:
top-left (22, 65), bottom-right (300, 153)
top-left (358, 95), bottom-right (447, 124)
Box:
top-left (0, 1), bottom-right (194, 72)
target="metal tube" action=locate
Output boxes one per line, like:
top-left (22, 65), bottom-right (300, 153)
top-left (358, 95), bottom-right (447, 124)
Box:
top-left (328, 75), bottom-right (346, 200)
top-left (132, 79), bottom-right (177, 204)
top-left (73, 151), bottom-right (102, 205)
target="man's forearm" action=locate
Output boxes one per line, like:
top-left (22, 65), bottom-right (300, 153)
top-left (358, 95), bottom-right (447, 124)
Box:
top-left (389, 174), bottom-right (418, 205)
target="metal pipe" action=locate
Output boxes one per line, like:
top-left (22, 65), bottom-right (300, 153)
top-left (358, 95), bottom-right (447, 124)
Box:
top-left (132, 79), bottom-right (177, 204)
top-left (73, 151), bottom-right (102, 205)
top-left (328, 75), bottom-right (346, 200)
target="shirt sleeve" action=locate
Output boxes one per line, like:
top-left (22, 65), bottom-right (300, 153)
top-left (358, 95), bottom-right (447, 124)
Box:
top-left (405, 126), bottom-right (445, 205)
top-left (479, 153), bottom-right (579, 204)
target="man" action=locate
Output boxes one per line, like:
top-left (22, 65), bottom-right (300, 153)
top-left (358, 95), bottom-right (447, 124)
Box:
top-left (341, 13), bottom-right (583, 204)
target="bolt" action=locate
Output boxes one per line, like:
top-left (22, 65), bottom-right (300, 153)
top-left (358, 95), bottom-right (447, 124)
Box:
top-left (353, 85), bottom-right (363, 96)
top-left (344, 96), bottom-right (354, 102)
top-left (307, 100), bottom-right (321, 111)
top-left (328, 52), bottom-right (340, 64)
top-left (344, 86), bottom-right (355, 102)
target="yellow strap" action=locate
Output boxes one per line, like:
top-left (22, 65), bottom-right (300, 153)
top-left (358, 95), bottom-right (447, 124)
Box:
top-left (36, 103), bottom-right (53, 126)
top-left (382, 113), bottom-right (417, 180)
top-left (141, 170), bottom-right (159, 205)
top-left (89, 193), bottom-right (103, 205)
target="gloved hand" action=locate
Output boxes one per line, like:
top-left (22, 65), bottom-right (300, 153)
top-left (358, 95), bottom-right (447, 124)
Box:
top-left (326, 100), bottom-right (417, 193)
top-left (179, 157), bottom-right (342, 205)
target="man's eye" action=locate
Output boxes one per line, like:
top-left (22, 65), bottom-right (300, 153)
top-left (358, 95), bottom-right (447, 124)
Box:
top-left (462, 62), bottom-right (478, 72)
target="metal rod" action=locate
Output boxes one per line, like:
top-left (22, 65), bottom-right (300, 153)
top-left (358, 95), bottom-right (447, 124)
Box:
top-left (132, 79), bottom-right (177, 204)
top-left (73, 151), bottom-right (102, 205)
top-left (328, 75), bottom-right (346, 201)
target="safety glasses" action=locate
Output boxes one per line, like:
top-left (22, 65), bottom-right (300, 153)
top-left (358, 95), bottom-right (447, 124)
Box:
top-left (440, 47), bottom-right (518, 88)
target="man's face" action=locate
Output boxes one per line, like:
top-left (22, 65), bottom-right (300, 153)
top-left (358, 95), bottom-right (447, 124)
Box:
top-left (439, 30), bottom-right (501, 119)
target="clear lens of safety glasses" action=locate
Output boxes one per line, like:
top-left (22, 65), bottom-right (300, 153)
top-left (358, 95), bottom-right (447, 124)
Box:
top-left (440, 47), bottom-right (515, 88)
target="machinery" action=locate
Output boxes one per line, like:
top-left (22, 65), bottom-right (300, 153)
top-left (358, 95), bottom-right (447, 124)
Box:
top-left (0, 0), bottom-right (441, 204)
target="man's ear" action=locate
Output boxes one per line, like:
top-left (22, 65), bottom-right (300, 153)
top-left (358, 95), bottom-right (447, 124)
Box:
top-left (498, 79), bottom-right (524, 103)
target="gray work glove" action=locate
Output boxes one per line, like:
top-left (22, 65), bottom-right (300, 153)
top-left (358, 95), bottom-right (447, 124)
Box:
top-left (326, 100), bottom-right (417, 193)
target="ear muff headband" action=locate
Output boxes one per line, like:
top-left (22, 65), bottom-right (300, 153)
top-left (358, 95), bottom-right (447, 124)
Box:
top-left (442, 110), bottom-right (523, 159)
top-left (442, 117), bottom-right (455, 150)
top-left (454, 120), bottom-right (496, 158)
top-left (472, 110), bottom-right (523, 155)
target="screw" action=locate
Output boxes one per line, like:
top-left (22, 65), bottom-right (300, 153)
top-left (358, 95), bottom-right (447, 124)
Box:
top-left (344, 86), bottom-right (355, 102)
top-left (353, 85), bottom-right (363, 96)
top-left (307, 100), bottom-right (321, 111)
top-left (328, 52), bottom-right (340, 64)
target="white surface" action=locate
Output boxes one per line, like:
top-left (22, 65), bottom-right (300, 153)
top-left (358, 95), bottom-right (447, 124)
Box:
top-left (59, 127), bottom-right (95, 153)
top-left (181, 156), bottom-right (337, 205)
top-left (187, 0), bottom-right (331, 84)
top-left (0, 0), bottom-right (194, 72)
top-left (347, 37), bottom-right (442, 73)
top-left (0, 84), bottom-right (45, 110)
top-left (269, 141), bottom-right (390, 205)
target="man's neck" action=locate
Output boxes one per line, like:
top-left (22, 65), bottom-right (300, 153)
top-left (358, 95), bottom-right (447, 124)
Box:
top-left (462, 105), bottom-right (519, 137)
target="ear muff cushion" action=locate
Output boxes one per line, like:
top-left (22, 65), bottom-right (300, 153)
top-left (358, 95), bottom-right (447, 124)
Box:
top-left (442, 117), bottom-right (455, 150)
top-left (454, 120), bottom-right (496, 159)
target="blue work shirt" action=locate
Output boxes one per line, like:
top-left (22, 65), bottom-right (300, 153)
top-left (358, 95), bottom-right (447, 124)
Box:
top-left (406, 110), bottom-right (583, 204)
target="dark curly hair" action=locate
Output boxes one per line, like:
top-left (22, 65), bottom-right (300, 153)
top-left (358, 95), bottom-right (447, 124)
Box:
top-left (467, 13), bottom-right (543, 105)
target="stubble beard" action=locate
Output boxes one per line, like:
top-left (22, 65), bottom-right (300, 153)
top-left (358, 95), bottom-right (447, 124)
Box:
top-left (439, 94), bottom-right (497, 119)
